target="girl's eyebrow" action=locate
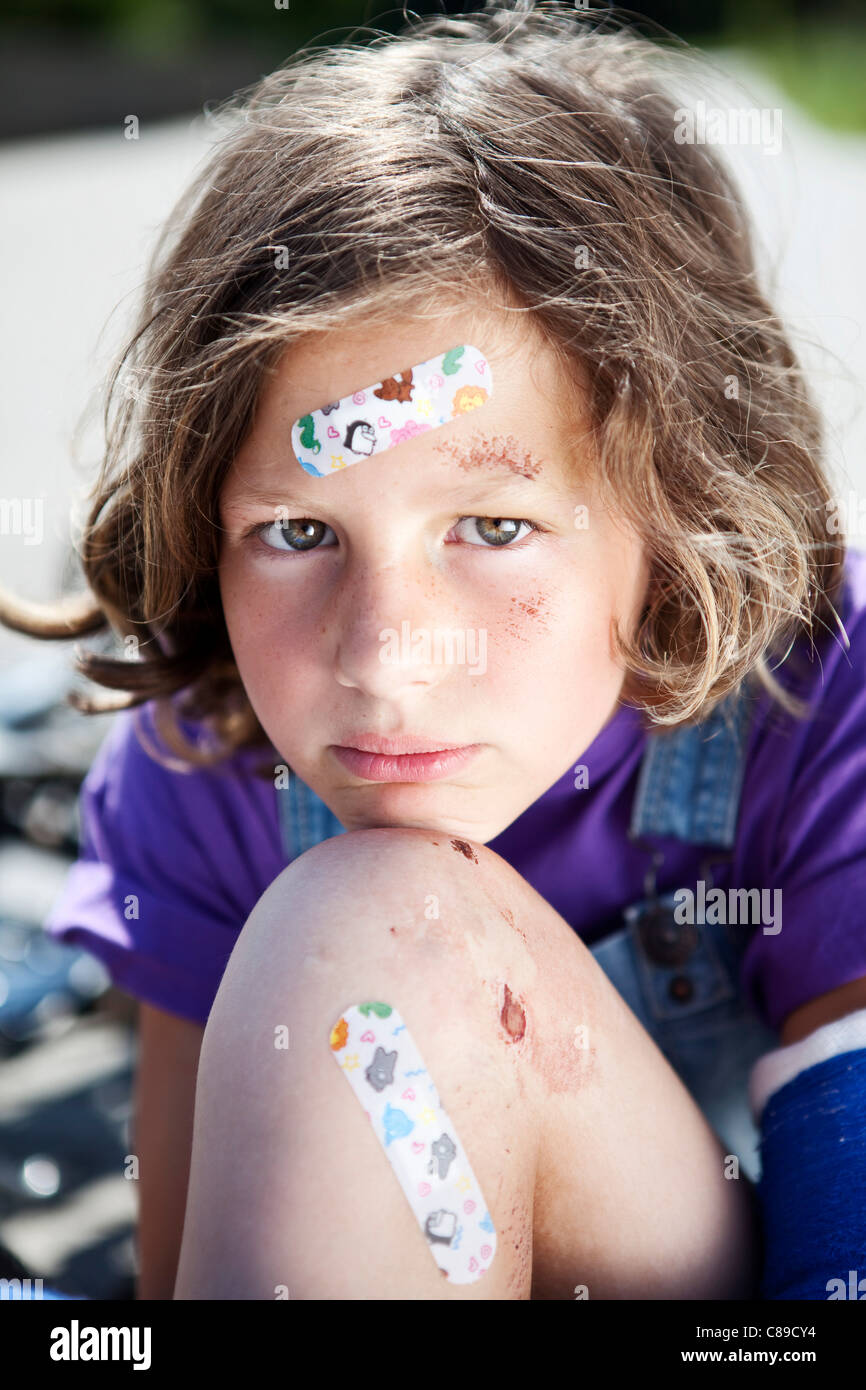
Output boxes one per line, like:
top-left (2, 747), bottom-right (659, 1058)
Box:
top-left (225, 436), bottom-right (547, 511)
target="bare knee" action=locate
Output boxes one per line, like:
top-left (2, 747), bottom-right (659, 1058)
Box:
top-left (206, 826), bottom-right (600, 1124)
top-left (182, 829), bottom-right (542, 1298)
top-left (216, 828), bottom-right (535, 1017)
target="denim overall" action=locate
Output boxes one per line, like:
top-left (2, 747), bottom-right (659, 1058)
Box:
top-left (276, 685), bottom-right (778, 1185)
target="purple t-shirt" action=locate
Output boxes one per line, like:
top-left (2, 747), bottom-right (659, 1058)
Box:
top-left (44, 548), bottom-right (866, 1034)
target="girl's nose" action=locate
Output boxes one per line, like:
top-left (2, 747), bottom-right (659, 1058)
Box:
top-left (332, 562), bottom-right (458, 698)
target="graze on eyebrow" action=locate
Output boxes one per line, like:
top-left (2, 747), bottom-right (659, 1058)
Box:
top-left (434, 433), bottom-right (542, 481)
top-left (224, 432), bottom-right (546, 513)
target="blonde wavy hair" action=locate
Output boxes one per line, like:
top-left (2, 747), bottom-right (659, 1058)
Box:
top-left (0, 0), bottom-right (846, 771)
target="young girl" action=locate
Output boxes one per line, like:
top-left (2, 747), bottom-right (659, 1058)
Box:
top-left (6, 1), bottom-right (866, 1300)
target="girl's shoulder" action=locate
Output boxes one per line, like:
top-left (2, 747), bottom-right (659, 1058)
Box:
top-left (43, 696), bottom-right (287, 1025)
top-left (737, 545), bottom-right (866, 875)
top-left (737, 547), bottom-right (866, 1032)
top-left (88, 696), bottom-right (285, 887)
top-left (757, 545), bottom-right (866, 726)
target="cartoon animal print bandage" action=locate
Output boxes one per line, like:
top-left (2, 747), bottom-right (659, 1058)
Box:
top-left (329, 1001), bottom-right (497, 1284)
top-left (292, 345), bottom-right (493, 477)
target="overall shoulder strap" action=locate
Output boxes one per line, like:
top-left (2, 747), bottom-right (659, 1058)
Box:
top-left (629, 682), bottom-right (756, 849)
top-left (277, 770), bottom-right (347, 861)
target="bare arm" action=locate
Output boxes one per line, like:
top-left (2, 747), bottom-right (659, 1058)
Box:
top-left (132, 1001), bottom-right (205, 1299)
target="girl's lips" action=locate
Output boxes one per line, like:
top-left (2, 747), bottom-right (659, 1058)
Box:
top-left (332, 744), bottom-right (483, 783)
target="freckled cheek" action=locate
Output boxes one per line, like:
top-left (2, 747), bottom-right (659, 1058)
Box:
top-left (219, 563), bottom-right (327, 689)
top-left (487, 575), bottom-right (617, 686)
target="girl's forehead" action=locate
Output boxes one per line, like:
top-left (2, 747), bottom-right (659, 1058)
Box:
top-left (270, 304), bottom-right (564, 407)
top-left (262, 320), bottom-right (587, 444)
top-left (288, 341), bottom-right (497, 481)
top-left (223, 314), bottom-right (595, 501)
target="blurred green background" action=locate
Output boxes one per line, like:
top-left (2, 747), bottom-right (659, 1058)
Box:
top-left (1, 0), bottom-right (865, 140)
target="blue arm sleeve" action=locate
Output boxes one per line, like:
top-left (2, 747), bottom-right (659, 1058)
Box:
top-left (756, 1046), bottom-right (866, 1300)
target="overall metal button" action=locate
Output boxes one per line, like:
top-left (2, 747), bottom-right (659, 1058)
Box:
top-left (669, 974), bottom-right (694, 1003)
top-left (637, 903), bottom-right (698, 967)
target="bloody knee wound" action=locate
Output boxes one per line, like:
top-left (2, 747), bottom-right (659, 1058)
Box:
top-left (500, 982), bottom-right (526, 1042)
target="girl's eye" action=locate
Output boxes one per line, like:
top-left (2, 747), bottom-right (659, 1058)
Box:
top-left (453, 516), bottom-right (540, 547)
top-left (253, 518), bottom-right (335, 552)
top-left (248, 515), bottom-right (542, 554)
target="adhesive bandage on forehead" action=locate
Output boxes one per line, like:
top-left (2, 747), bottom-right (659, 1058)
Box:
top-left (292, 344), bottom-right (493, 477)
top-left (330, 1001), bottom-right (497, 1285)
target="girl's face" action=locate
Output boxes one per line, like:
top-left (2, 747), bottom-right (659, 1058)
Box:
top-left (218, 309), bottom-right (648, 841)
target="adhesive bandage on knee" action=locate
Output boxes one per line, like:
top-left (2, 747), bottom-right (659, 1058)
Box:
top-left (292, 344), bottom-right (493, 478)
top-left (329, 1001), bottom-right (497, 1284)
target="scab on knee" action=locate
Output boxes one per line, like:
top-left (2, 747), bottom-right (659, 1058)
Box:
top-left (499, 982), bottom-right (526, 1043)
top-left (450, 838), bottom-right (479, 864)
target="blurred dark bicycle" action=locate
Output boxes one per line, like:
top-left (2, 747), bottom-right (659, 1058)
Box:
top-left (0, 643), bottom-right (137, 1299)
